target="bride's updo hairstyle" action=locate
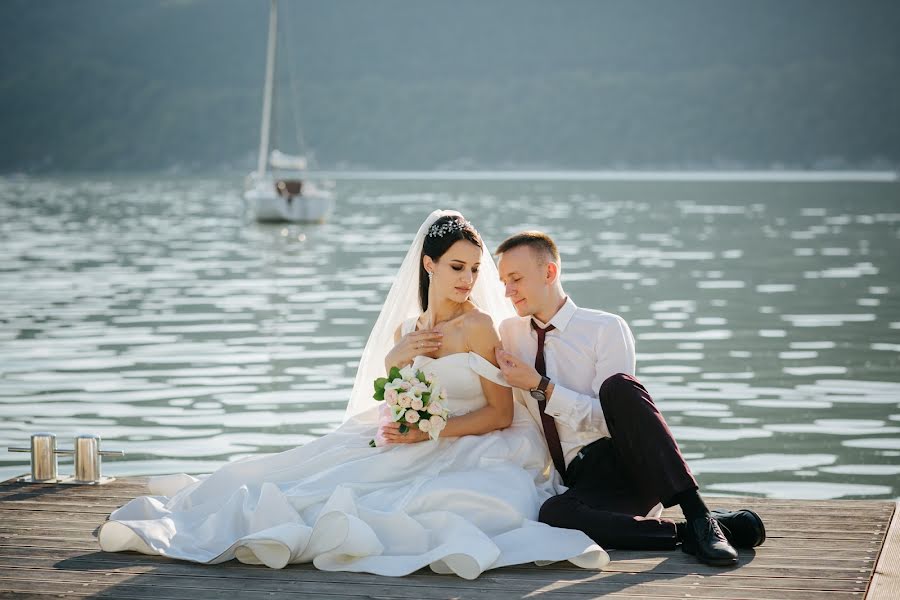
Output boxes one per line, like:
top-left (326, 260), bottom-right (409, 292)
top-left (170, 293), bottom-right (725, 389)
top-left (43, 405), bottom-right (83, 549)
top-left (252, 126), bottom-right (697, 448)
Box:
top-left (419, 215), bottom-right (482, 311)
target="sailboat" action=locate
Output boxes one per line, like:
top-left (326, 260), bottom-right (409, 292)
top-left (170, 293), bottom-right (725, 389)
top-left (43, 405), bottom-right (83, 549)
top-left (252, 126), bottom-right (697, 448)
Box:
top-left (244, 0), bottom-right (334, 223)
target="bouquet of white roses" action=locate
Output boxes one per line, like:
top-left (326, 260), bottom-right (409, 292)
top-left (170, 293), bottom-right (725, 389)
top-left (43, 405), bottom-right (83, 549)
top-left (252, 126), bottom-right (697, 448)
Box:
top-left (369, 365), bottom-right (449, 447)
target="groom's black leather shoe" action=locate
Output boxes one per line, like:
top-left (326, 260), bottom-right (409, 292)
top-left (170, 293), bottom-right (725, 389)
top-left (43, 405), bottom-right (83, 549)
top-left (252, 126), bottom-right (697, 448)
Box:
top-left (681, 515), bottom-right (739, 566)
top-left (712, 509), bottom-right (766, 548)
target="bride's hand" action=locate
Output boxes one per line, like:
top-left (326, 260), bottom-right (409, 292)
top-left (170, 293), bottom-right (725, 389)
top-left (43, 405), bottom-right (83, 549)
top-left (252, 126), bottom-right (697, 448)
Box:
top-left (385, 330), bottom-right (442, 369)
top-left (380, 421), bottom-right (429, 444)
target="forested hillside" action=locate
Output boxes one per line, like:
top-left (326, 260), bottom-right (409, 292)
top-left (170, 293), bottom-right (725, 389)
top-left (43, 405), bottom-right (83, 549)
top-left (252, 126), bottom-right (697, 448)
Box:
top-left (1, 0), bottom-right (898, 172)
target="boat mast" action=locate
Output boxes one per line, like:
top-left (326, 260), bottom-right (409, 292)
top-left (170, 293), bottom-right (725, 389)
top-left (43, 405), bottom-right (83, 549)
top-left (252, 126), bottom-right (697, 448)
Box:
top-left (256, 0), bottom-right (278, 177)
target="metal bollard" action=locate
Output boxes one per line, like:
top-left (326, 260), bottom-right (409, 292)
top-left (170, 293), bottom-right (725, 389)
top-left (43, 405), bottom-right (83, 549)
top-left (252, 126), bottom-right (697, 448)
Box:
top-left (57, 434), bottom-right (124, 485)
top-left (7, 432), bottom-right (71, 483)
top-left (7, 432), bottom-right (124, 485)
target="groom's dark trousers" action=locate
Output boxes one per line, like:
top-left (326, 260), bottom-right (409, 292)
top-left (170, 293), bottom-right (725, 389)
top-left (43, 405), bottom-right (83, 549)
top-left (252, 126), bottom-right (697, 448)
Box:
top-left (538, 373), bottom-right (697, 550)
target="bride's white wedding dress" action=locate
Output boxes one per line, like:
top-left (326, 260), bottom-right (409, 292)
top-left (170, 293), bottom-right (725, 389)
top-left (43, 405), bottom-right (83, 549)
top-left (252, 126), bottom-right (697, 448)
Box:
top-left (98, 317), bottom-right (609, 579)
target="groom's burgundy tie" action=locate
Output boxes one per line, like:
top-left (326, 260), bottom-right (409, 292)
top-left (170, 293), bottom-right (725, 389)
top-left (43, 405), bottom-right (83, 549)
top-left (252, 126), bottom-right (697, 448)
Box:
top-left (532, 320), bottom-right (566, 477)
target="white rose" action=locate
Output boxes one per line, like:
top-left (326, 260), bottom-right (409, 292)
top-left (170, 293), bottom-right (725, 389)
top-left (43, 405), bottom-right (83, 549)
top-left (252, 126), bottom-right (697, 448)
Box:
top-left (404, 410), bottom-right (420, 424)
top-left (418, 419), bottom-right (432, 433)
top-left (385, 380), bottom-right (401, 391)
top-left (399, 366), bottom-right (416, 381)
top-left (399, 394), bottom-right (412, 409)
top-left (411, 397), bottom-right (424, 411)
top-left (429, 415), bottom-right (446, 431)
top-left (399, 381), bottom-right (411, 391)
top-left (427, 400), bottom-right (444, 415)
top-left (413, 381), bottom-right (428, 394)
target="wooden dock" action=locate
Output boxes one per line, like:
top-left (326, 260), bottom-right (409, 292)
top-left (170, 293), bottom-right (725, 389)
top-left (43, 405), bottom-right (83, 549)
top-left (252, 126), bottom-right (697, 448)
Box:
top-left (0, 474), bottom-right (897, 599)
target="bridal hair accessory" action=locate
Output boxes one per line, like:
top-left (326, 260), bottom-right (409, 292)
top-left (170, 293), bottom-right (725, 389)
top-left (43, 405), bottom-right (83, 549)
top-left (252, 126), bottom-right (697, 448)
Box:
top-left (428, 218), bottom-right (471, 238)
top-left (370, 366), bottom-right (449, 446)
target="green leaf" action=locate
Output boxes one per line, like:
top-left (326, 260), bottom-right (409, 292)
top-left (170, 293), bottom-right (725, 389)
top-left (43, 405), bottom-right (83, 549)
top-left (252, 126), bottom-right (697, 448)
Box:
top-left (421, 392), bottom-right (431, 403)
top-left (398, 423), bottom-right (409, 434)
top-left (374, 377), bottom-right (388, 391)
top-left (416, 370), bottom-right (427, 383)
top-left (389, 367), bottom-right (402, 380)
top-left (373, 389), bottom-right (385, 401)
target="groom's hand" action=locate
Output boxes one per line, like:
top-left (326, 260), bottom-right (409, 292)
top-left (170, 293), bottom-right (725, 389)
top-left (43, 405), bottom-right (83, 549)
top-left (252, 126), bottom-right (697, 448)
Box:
top-left (496, 349), bottom-right (541, 391)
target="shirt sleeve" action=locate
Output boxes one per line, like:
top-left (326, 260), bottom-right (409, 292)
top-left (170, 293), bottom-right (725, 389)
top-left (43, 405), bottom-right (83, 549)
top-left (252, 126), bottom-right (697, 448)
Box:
top-left (600, 315), bottom-right (636, 378)
top-left (543, 315), bottom-right (636, 435)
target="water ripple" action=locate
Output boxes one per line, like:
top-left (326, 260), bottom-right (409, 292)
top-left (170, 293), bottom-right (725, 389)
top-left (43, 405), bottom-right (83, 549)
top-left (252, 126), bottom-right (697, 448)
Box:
top-left (1, 175), bottom-right (898, 497)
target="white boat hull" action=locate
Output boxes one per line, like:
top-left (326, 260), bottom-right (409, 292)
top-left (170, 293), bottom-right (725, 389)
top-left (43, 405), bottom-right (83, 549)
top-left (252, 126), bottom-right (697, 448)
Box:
top-left (244, 179), bottom-right (334, 223)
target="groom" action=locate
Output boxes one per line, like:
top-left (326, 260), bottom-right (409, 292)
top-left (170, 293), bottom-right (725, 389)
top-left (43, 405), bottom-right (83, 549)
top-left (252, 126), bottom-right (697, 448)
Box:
top-left (494, 231), bottom-right (765, 566)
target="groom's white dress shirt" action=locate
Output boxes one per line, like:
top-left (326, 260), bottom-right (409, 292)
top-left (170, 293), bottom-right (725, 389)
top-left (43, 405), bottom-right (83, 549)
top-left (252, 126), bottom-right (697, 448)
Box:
top-left (499, 297), bottom-right (636, 470)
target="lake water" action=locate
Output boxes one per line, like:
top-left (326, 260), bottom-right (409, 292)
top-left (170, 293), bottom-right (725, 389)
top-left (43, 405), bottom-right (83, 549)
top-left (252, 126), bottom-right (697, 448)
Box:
top-left (1, 173), bottom-right (898, 500)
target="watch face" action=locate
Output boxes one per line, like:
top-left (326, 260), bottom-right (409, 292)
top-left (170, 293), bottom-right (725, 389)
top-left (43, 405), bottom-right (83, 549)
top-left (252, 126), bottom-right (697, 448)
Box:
top-left (530, 389), bottom-right (546, 402)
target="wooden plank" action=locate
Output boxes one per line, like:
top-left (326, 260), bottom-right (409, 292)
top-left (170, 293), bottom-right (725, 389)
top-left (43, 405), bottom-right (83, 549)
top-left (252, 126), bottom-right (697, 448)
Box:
top-left (0, 524), bottom-right (881, 543)
top-left (0, 508), bottom-right (887, 541)
top-left (0, 497), bottom-right (886, 531)
top-left (0, 475), bottom-right (892, 600)
top-left (0, 568), bottom-right (869, 600)
top-left (0, 479), bottom-right (148, 493)
top-left (0, 551), bottom-right (865, 591)
top-left (0, 529), bottom-right (882, 557)
top-left (0, 478), bottom-right (147, 491)
top-left (0, 532), bottom-right (882, 565)
top-left (0, 500), bottom-right (130, 513)
top-left (1, 505), bottom-right (887, 534)
top-left (5, 521), bottom-right (872, 553)
top-left (6, 538), bottom-right (881, 565)
top-left (866, 501), bottom-right (900, 600)
top-left (0, 540), bottom-right (875, 576)
top-left (2, 519), bottom-right (889, 564)
top-left (0, 528), bottom-right (884, 555)
top-left (0, 498), bottom-right (893, 530)
top-left (0, 490), bottom-right (145, 503)
top-left (0, 555), bottom-right (872, 593)
top-left (0, 517), bottom-right (882, 553)
top-left (0, 541), bottom-right (873, 582)
top-left (1, 542), bottom-right (882, 572)
top-left (3, 491), bottom-right (889, 526)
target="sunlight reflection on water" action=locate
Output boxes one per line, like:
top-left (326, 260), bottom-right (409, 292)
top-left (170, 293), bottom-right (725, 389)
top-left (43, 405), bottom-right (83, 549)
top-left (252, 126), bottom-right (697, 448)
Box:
top-left (1, 175), bottom-right (898, 499)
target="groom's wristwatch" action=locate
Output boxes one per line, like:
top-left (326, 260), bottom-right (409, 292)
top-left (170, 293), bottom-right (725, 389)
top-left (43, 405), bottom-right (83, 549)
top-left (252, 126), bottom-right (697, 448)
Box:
top-left (529, 376), bottom-right (551, 402)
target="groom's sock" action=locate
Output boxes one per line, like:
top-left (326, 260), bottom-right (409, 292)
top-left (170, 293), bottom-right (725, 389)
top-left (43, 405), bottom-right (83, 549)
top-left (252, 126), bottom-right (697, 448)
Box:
top-left (675, 521), bottom-right (687, 543)
top-left (671, 488), bottom-right (711, 522)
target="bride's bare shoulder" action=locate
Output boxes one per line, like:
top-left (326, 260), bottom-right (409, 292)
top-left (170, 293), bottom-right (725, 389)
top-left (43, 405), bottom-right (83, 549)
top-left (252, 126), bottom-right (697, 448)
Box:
top-left (461, 307), bottom-right (499, 340)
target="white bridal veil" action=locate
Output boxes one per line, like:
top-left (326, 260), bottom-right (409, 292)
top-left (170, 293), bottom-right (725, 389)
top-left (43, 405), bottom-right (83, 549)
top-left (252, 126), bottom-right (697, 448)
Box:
top-left (343, 209), bottom-right (515, 422)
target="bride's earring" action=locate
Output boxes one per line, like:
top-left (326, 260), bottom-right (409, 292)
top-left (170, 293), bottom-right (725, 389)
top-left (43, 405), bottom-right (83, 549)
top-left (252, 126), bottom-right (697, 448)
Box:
top-left (428, 270), bottom-right (433, 283)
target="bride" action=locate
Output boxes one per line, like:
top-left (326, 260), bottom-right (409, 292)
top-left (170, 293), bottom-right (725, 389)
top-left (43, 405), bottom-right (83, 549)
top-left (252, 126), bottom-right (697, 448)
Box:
top-left (98, 210), bottom-right (609, 579)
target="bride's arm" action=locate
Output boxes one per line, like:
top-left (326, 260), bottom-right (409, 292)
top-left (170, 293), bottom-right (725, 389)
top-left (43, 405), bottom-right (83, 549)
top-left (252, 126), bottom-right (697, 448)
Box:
top-left (384, 325), bottom-right (405, 372)
top-left (436, 312), bottom-right (514, 437)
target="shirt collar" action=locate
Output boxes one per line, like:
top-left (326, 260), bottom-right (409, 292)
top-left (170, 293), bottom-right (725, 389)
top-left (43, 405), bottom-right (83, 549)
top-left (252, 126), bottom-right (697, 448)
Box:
top-left (531, 296), bottom-right (578, 333)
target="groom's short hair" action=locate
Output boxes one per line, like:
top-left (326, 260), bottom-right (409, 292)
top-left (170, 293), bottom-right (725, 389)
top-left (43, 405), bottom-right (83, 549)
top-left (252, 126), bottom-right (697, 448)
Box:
top-left (494, 231), bottom-right (560, 266)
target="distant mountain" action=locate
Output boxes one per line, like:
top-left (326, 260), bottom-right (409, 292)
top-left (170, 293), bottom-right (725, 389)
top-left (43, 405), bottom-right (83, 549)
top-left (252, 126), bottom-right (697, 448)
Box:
top-left (1, 0), bottom-right (898, 173)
